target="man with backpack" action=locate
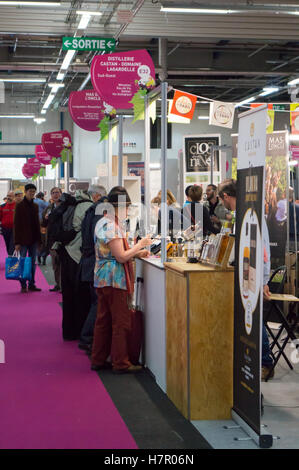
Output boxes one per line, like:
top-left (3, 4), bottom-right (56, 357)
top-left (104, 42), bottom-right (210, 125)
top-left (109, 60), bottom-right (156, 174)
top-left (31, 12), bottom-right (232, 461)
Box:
top-left (78, 185), bottom-right (108, 352)
top-left (41, 187), bottom-right (62, 292)
top-left (53, 189), bottom-right (94, 341)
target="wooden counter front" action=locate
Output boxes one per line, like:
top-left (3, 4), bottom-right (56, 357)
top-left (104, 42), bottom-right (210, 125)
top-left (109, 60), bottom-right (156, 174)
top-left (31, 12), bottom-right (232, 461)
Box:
top-left (165, 261), bottom-right (234, 420)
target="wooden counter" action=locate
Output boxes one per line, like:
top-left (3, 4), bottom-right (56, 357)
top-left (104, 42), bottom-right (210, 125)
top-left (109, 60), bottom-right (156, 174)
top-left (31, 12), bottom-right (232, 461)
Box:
top-left (164, 260), bottom-right (234, 420)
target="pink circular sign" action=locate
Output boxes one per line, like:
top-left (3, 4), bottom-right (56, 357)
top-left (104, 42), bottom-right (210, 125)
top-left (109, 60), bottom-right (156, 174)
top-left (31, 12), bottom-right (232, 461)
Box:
top-left (69, 89), bottom-right (105, 131)
top-left (35, 144), bottom-right (52, 165)
top-left (27, 157), bottom-right (41, 173)
top-left (91, 49), bottom-right (156, 110)
top-left (22, 164), bottom-right (35, 178)
top-left (41, 130), bottom-right (72, 158)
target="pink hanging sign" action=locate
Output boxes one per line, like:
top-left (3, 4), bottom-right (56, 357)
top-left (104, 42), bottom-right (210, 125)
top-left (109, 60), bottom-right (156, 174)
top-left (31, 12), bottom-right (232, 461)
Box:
top-left (27, 157), bottom-right (41, 173)
top-left (35, 144), bottom-right (52, 165)
top-left (41, 130), bottom-right (72, 158)
top-left (91, 49), bottom-right (156, 109)
top-left (68, 89), bottom-right (105, 131)
top-left (22, 164), bottom-right (35, 178)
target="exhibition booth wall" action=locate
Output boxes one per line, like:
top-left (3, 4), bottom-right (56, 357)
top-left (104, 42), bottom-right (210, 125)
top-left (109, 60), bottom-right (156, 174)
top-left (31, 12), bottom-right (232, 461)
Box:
top-left (72, 103), bottom-right (295, 199)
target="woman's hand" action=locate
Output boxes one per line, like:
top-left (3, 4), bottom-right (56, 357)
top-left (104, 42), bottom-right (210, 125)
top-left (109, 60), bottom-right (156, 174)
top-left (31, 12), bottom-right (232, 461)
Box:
top-left (136, 249), bottom-right (150, 259)
top-left (137, 235), bottom-right (153, 249)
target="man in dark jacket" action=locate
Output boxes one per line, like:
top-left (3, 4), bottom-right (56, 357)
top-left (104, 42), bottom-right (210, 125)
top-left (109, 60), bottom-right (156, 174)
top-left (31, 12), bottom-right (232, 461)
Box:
top-left (41, 187), bottom-right (62, 292)
top-left (14, 183), bottom-right (41, 293)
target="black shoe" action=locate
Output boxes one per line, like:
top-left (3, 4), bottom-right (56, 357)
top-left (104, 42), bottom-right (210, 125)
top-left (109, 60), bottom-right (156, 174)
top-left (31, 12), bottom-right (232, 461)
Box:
top-left (49, 285), bottom-right (60, 292)
top-left (91, 362), bottom-right (112, 371)
top-left (78, 343), bottom-right (91, 351)
top-left (20, 287), bottom-right (28, 293)
top-left (28, 286), bottom-right (42, 292)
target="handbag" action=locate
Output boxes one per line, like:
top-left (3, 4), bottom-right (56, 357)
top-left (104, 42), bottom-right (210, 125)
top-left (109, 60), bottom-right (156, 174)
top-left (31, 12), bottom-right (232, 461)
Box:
top-left (5, 252), bottom-right (32, 281)
top-left (128, 277), bottom-right (144, 365)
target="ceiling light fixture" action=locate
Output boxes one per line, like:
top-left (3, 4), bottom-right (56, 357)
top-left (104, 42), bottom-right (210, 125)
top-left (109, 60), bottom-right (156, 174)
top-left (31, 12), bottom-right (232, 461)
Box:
top-left (43, 93), bottom-right (56, 110)
top-left (60, 50), bottom-right (76, 71)
top-left (41, 109), bottom-right (47, 115)
top-left (0, 114), bottom-right (35, 118)
top-left (0, 1), bottom-right (60, 6)
top-left (198, 116), bottom-right (209, 120)
top-left (76, 10), bottom-right (102, 16)
top-left (235, 96), bottom-right (256, 107)
top-left (78, 13), bottom-right (91, 30)
top-left (0, 77), bottom-right (46, 83)
top-left (258, 87), bottom-right (279, 97)
top-left (288, 77), bottom-right (299, 86)
top-left (57, 72), bottom-right (65, 81)
top-left (33, 117), bottom-right (46, 124)
top-left (48, 83), bottom-right (65, 93)
top-left (161, 7), bottom-right (235, 14)
top-left (48, 82), bottom-right (64, 88)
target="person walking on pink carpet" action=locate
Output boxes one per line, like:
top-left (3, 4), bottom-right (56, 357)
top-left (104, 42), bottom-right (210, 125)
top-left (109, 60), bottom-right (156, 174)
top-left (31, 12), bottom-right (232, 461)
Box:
top-left (13, 183), bottom-right (42, 293)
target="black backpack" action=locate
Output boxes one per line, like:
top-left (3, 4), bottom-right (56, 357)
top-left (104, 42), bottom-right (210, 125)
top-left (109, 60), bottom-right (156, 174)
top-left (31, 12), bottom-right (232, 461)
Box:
top-left (79, 196), bottom-right (108, 282)
top-left (51, 193), bottom-right (88, 246)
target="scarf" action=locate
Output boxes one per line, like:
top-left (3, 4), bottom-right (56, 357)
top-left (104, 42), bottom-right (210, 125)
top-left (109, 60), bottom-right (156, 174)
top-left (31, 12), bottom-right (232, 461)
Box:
top-left (113, 216), bottom-right (135, 304)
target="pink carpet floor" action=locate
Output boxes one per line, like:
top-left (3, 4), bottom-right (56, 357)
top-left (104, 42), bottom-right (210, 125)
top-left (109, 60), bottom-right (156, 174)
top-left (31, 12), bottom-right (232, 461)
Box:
top-left (0, 239), bottom-right (137, 449)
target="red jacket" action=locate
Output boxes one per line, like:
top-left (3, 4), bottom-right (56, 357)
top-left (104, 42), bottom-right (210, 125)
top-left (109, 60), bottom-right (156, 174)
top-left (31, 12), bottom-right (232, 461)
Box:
top-left (0, 201), bottom-right (16, 229)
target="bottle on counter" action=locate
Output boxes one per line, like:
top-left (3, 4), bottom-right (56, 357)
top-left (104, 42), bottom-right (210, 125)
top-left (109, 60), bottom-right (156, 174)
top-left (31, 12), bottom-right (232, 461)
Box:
top-left (187, 238), bottom-right (198, 263)
top-left (216, 228), bottom-right (230, 265)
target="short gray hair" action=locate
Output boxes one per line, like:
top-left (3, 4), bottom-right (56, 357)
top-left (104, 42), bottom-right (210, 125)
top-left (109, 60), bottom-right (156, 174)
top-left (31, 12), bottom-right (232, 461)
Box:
top-left (88, 184), bottom-right (107, 197)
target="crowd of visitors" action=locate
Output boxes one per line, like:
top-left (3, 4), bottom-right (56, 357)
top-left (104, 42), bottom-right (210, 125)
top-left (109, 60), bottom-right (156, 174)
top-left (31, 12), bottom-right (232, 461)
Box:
top-left (1, 179), bottom-right (295, 379)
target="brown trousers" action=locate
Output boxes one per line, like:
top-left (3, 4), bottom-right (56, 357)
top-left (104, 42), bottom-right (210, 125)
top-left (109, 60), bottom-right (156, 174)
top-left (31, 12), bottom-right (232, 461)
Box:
top-left (91, 287), bottom-right (132, 370)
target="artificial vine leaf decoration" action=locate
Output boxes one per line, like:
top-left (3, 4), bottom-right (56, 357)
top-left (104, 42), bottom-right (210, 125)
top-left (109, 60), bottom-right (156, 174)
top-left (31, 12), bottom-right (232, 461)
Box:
top-left (129, 89), bottom-right (147, 123)
top-left (98, 116), bottom-right (110, 142)
top-left (50, 157), bottom-right (57, 169)
top-left (60, 148), bottom-right (72, 164)
top-left (32, 173), bottom-right (38, 181)
top-left (60, 148), bottom-right (68, 163)
top-left (38, 167), bottom-right (46, 177)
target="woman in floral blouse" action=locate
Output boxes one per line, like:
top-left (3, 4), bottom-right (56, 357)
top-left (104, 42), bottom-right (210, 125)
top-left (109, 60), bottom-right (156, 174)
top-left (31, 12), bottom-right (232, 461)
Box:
top-left (91, 186), bottom-right (152, 374)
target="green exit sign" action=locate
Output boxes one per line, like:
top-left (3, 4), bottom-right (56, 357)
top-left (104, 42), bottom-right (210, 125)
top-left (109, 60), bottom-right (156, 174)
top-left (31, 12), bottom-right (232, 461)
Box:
top-left (62, 37), bottom-right (116, 52)
top-left (0, 131), bottom-right (2, 141)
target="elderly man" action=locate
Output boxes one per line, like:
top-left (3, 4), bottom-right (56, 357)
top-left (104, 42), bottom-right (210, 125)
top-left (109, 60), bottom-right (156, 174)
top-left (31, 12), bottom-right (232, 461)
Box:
top-left (41, 187), bottom-right (62, 291)
top-left (14, 190), bottom-right (24, 204)
top-left (0, 190), bottom-right (16, 255)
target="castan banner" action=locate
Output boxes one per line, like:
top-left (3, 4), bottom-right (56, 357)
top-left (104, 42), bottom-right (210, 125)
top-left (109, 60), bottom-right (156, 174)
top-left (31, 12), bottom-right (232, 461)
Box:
top-left (209, 101), bottom-right (235, 129)
top-left (170, 90), bottom-right (197, 120)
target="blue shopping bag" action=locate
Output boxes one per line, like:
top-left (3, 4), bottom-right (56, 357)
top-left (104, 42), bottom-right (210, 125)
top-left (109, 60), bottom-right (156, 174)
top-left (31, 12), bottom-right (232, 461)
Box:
top-left (21, 257), bottom-right (32, 281)
top-left (5, 253), bottom-right (32, 281)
